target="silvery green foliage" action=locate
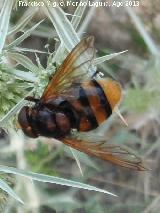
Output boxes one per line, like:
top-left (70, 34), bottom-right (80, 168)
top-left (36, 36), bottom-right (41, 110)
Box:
top-left (0, 0), bottom-right (128, 205)
top-left (0, 0), bottom-right (126, 123)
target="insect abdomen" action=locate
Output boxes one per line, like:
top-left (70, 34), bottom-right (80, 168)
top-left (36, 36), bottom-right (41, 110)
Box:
top-left (67, 78), bottom-right (121, 132)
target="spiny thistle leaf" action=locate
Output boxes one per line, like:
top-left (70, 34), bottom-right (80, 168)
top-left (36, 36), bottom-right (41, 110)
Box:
top-left (5, 19), bottom-right (44, 50)
top-left (0, 178), bottom-right (23, 204)
top-left (0, 165), bottom-right (117, 197)
top-left (71, 0), bottom-right (88, 30)
top-left (7, 52), bottom-right (39, 73)
top-left (8, 7), bottom-right (38, 36)
top-left (43, 2), bottom-right (79, 51)
top-left (94, 50), bottom-right (128, 65)
top-left (0, 0), bottom-right (14, 53)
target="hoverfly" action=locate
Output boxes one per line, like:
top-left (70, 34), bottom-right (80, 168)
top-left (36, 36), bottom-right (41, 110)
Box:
top-left (18, 36), bottom-right (146, 170)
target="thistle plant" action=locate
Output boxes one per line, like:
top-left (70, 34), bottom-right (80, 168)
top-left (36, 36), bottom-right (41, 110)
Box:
top-left (0, 0), bottom-right (130, 210)
top-left (0, 0), bottom-right (159, 212)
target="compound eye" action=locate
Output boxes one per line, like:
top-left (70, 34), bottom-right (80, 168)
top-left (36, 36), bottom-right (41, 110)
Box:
top-left (18, 106), bottom-right (38, 138)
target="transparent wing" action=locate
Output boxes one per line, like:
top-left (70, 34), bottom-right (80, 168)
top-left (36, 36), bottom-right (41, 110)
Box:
top-left (41, 36), bottom-right (96, 102)
top-left (62, 137), bottom-right (147, 171)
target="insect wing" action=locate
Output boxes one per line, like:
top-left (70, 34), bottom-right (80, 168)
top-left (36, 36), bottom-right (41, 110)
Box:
top-left (63, 138), bottom-right (147, 171)
top-left (41, 36), bottom-right (96, 102)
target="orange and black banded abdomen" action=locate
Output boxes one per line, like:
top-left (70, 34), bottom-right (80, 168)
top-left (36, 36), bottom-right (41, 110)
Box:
top-left (67, 78), bottom-right (121, 132)
top-left (18, 78), bottom-right (121, 139)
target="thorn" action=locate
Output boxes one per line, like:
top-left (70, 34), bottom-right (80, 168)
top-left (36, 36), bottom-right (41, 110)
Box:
top-left (70, 147), bottom-right (83, 177)
top-left (114, 107), bottom-right (128, 127)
